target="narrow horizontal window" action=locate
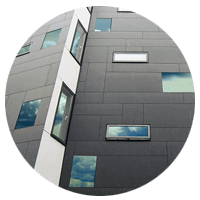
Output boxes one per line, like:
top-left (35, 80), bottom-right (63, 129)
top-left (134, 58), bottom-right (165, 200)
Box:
top-left (17, 44), bottom-right (31, 56)
top-left (15, 99), bottom-right (41, 129)
top-left (106, 125), bottom-right (150, 140)
top-left (113, 52), bottom-right (148, 63)
top-left (41, 28), bottom-right (61, 49)
top-left (117, 8), bottom-right (134, 12)
top-left (162, 73), bottom-right (194, 92)
top-left (95, 18), bottom-right (111, 32)
top-left (69, 156), bottom-right (97, 187)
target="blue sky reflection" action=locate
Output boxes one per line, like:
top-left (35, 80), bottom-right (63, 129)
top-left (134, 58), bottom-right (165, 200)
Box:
top-left (162, 73), bottom-right (194, 92)
top-left (69, 156), bottom-right (97, 187)
top-left (95, 18), bottom-right (111, 32)
top-left (107, 126), bottom-right (148, 137)
top-left (15, 99), bottom-right (41, 129)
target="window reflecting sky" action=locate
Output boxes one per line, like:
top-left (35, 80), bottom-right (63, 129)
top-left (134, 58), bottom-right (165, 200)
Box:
top-left (69, 156), bottom-right (97, 187)
top-left (107, 126), bottom-right (149, 137)
top-left (41, 29), bottom-right (61, 49)
top-left (15, 99), bottom-right (41, 129)
top-left (71, 29), bottom-right (81, 57)
top-left (95, 18), bottom-right (111, 32)
top-left (52, 93), bottom-right (67, 138)
top-left (17, 44), bottom-right (31, 55)
top-left (162, 73), bottom-right (194, 92)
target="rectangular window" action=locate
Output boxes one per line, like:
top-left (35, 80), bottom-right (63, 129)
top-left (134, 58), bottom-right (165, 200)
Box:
top-left (17, 44), bottom-right (31, 56)
top-left (162, 73), bottom-right (194, 92)
top-left (15, 99), bottom-right (41, 129)
top-left (95, 18), bottom-right (112, 32)
top-left (69, 156), bottom-right (97, 187)
top-left (113, 52), bottom-right (148, 63)
top-left (106, 125), bottom-right (150, 140)
top-left (70, 21), bottom-right (87, 64)
top-left (117, 8), bottom-right (134, 12)
top-left (41, 28), bottom-right (61, 49)
top-left (51, 84), bottom-right (74, 144)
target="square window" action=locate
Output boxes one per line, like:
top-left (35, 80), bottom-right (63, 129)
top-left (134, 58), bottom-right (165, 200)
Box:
top-left (17, 44), bottom-right (31, 56)
top-left (95, 18), bottom-right (112, 32)
top-left (15, 99), bottom-right (41, 129)
top-left (113, 52), bottom-right (148, 63)
top-left (106, 125), bottom-right (150, 140)
top-left (41, 29), bottom-right (61, 49)
top-left (162, 73), bottom-right (194, 92)
top-left (69, 156), bottom-right (97, 187)
top-left (70, 21), bottom-right (87, 64)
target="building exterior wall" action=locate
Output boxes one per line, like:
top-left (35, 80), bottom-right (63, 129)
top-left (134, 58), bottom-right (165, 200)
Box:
top-left (5, 6), bottom-right (194, 196)
top-left (58, 6), bottom-right (195, 195)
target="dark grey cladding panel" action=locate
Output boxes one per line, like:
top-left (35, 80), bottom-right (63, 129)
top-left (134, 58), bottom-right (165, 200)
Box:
top-left (92, 6), bottom-right (118, 13)
top-left (95, 156), bottom-right (168, 188)
top-left (68, 115), bottom-right (101, 141)
top-left (180, 64), bottom-right (190, 72)
top-left (104, 73), bottom-right (162, 92)
top-left (143, 32), bottom-right (172, 39)
top-left (76, 81), bottom-right (85, 92)
top-left (86, 38), bottom-right (126, 47)
top-left (85, 63), bottom-right (106, 92)
top-left (75, 92), bottom-right (103, 103)
top-left (79, 63), bottom-right (89, 81)
top-left (97, 12), bottom-right (143, 19)
top-left (183, 93), bottom-right (195, 103)
top-left (103, 93), bottom-right (184, 104)
top-left (82, 46), bottom-right (108, 63)
top-left (16, 142), bottom-right (29, 158)
top-left (144, 104), bottom-right (195, 128)
top-left (74, 141), bottom-right (167, 156)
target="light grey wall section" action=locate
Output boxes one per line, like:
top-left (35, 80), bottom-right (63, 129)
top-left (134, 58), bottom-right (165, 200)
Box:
top-left (60, 6), bottom-right (194, 196)
top-left (5, 10), bottom-right (74, 168)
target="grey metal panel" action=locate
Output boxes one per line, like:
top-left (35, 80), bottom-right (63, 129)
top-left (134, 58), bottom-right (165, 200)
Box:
top-left (144, 47), bottom-right (187, 64)
top-left (92, 6), bottom-right (118, 13)
top-left (73, 104), bottom-right (122, 115)
top-left (65, 10), bottom-right (74, 19)
top-left (180, 64), bottom-right (190, 72)
top-left (103, 93), bottom-right (184, 104)
top-left (6, 65), bottom-right (50, 95)
top-left (45, 62), bottom-right (60, 85)
top-left (25, 140), bottom-right (41, 168)
top-left (5, 91), bottom-right (26, 130)
top-left (48, 18), bottom-right (72, 32)
top-left (30, 25), bottom-right (49, 38)
top-left (144, 104), bottom-right (195, 127)
top-left (107, 63), bottom-right (180, 73)
top-left (79, 63), bottom-right (89, 81)
top-left (122, 104), bottom-right (144, 124)
top-left (16, 142), bottom-right (29, 158)
top-left (95, 156), bottom-right (168, 188)
top-left (43, 13), bottom-right (67, 26)
top-left (86, 38), bottom-right (126, 47)
top-left (24, 85), bottom-right (54, 102)
top-left (68, 115), bottom-right (101, 141)
top-left (183, 93), bottom-right (195, 103)
top-left (143, 32), bottom-right (171, 39)
top-left (111, 19), bottom-right (159, 32)
top-left (74, 141), bottom-right (167, 156)
top-left (104, 73), bottom-right (163, 92)
top-left (5, 95), bottom-right (9, 106)
top-left (29, 34), bottom-right (46, 52)
top-left (85, 63), bottom-right (106, 91)
top-left (12, 124), bottom-right (44, 143)
top-left (151, 128), bottom-right (190, 142)
top-left (58, 27), bottom-right (69, 44)
top-left (75, 92), bottom-right (103, 103)
top-left (82, 46), bottom-right (108, 63)
top-left (167, 142), bottom-right (185, 165)
top-left (97, 13), bottom-right (143, 19)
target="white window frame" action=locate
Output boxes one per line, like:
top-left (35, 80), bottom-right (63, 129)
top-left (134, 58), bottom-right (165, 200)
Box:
top-left (106, 125), bottom-right (150, 140)
top-left (112, 52), bottom-right (149, 63)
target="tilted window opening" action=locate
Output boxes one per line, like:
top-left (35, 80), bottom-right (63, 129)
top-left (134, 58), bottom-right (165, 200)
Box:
top-left (17, 44), bottom-right (31, 56)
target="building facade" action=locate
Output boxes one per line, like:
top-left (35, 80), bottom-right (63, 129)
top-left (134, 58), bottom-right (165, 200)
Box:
top-left (5, 6), bottom-right (195, 196)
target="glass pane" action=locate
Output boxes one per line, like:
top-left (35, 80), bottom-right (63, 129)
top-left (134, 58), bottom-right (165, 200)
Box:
top-left (52, 93), bottom-right (67, 139)
top-left (17, 44), bottom-right (31, 55)
top-left (71, 22), bottom-right (86, 63)
top-left (162, 73), bottom-right (194, 92)
top-left (71, 29), bottom-right (81, 57)
top-left (106, 125), bottom-right (150, 139)
top-left (15, 99), bottom-right (41, 129)
top-left (41, 29), bottom-right (61, 49)
top-left (113, 52), bottom-right (148, 62)
top-left (69, 156), bottom-right (97, 187)
top-left (95, 18), bottom-right (111, 32)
